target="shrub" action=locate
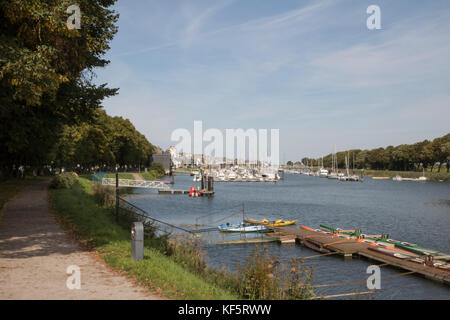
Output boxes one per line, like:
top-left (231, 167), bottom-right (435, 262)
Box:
top-left (50, 172), bottom-right (79, 189)
top-left (237, 246), bottom-right (314, 300)
top-left (167, 235), bottom-right (207, 274)
top-left (149, 163), bottom-right (165, 176)
top-left (92, 183), bottom-right (116, 208)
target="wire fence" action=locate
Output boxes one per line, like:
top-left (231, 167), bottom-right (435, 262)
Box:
top-left (117, 196), bottom-right (195, 236)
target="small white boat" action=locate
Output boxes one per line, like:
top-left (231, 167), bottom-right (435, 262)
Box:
top-left (327, 172), bottom-right (338, 179)
top-left (218, 222), bottom-right (268, 233)
top-left (319, 168), bottom-right (328, 178)
top-left (227, 172), bottom-right (237, 180)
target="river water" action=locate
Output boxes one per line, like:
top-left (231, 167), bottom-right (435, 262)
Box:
top-left (126, 173), bottom-right (450, 299)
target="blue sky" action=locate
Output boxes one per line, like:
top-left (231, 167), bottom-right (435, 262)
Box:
top-left (95, 0), bottom-right (450, 161)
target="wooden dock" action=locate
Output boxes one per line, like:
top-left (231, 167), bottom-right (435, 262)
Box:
top-left (158, 189), bottom-right (190, 194)
top-left (238, 225), bottom-right (450, 285)
top-left (157, 189), bottom-right (215, 196)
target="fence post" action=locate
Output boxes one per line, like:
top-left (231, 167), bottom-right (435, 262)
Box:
top-left (115, 171), bottom-right (119, 223)
top-left (131, 222), bottom-right (144, 261)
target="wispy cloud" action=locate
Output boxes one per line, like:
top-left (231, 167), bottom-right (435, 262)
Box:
top-left (308, 10), bottom-right (450, 89)
top-left (116, 0), bottom-right (334, 57)
top-left (183, 0), bottom-right (235, 45)
top-left (98, 1), bottom-right (450, 158)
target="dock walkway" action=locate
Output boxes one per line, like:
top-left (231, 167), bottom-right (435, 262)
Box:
top-left (272, 227), bottom-right (450, 285)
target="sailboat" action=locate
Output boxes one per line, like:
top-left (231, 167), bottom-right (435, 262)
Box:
top-left (327, 146), bottom-right (339, 179)
top-left (348, 152), bottom-right (363, 182)
top-left (319, 157), bottom-right (328, 177)
top-left (418, 168), bottom-right (427, 181)
top-left (338, 153), bottom-right (350, 181)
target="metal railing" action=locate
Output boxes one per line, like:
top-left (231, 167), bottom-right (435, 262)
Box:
top-left (102, 177), bottom-right (171, 190)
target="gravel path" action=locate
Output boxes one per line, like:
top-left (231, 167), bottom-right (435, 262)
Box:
top-left (0, 180), bottom-right (160, 300)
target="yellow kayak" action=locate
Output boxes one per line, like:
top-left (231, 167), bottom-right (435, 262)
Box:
top-left (245, 218), bottom-right (297, 227)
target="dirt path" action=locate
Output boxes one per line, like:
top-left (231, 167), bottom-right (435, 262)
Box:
top-left (130, 172), bottom-right (144, 180)
top-left (0, 180), bottom-right (160, 300)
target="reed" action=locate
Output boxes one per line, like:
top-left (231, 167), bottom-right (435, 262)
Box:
top-left (237, 245), bottom-right (315, 300)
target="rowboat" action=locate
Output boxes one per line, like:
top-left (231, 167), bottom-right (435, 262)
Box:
top-left (244, 218), bottom-right (297, 227)
top-left (368, 246), bottom-right (417, 259)
top-left (320, 224), bottom-right (449, 261)
top-left (369, 248), bottom-right (450, 271)
top-left (302, 239), bottom-right (332, 253)
top-left (218, 222), bottom-right (268, 233)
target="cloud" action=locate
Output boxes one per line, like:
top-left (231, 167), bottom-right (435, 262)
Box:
top-left (183, 0), bottom-right (235, 46)
top-left (115, 0), bottom-right (334, 56)
top-left (97, 1), bottom-right (450, 158)
top-left (307, 9), bottom-right (450, 89)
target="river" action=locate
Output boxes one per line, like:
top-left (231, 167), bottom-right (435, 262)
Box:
top-left (126, 173), bottom-right (450, 299)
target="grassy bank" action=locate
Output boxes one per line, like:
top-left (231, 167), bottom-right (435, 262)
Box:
top-left (49, 177), bottom-right (237, 299)
top-left (356, 169), bottom-right (450, 182)
top-left (173, 168), bottom-right (196, 174)
top-left (106, 173), bottom-right (134, 179)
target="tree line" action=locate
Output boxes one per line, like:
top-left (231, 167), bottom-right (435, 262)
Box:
top-left (296, 134), bottom-right (450, 172)
top-left (0, 1), bottom-right (156, 178)
top-left (52, 109), bottom-right (155, 173)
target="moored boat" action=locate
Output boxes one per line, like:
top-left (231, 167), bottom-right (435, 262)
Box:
top-left (218, 222), bottom-right (268, 233)
top-left (244, 218), bottom-right (297, 227)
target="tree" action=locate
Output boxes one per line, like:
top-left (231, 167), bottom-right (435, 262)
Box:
top-left (51, 109), bottom-right (155, 172)
top-left (0, 0), bottom-right (119, 176)
top-left (431, 135), bottom-right (450, 172)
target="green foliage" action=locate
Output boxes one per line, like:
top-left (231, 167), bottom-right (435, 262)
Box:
top-left (92, 183), bottom-right (115, 208)
top-left (52, 109), bottom-right (155, 169)
top-left (50, 177), bottom-right (237, 299)
top-left (0, 0), bottom-right (119, 174)
top-left (304, 133), bottom-right (450, 172)
top-left (140, 171), bottom-right (156, 180)
top-left (237, 246), bottom-right (314, 300)
top-left (149, 163), bottom-right (165, 175)
top-left (49, 172), bottom-right (78, 189)
top-left (106, 173), bottom-right (134, 179)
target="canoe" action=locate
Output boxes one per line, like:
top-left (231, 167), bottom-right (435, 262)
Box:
top-left (244, 218), bottom-right (297, 227)
top-left (394, 243), bottom-right (449, 261)
top-left (368, 247), bottom-right (416, 259)
top-left (322, 224), bottom-right (449, 261)
top-left (302, 239), bottom-right (332, 254)
top-left (218, 222), bottom-right (268, 233)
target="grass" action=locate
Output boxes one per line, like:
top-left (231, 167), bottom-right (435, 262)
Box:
top-left (140, 171), bottom-right (157, 180)
top-left (0, 178), bottom-right (35, 212)
top-left (49, 177), bottom-right (237, 299)
top-left (173, 168), bottom-right (196, 174)
top-left (106, 173), bottom-right (134, 179)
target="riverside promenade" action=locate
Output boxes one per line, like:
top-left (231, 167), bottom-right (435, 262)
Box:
top-left (0, 180), bottom-right (160, 300)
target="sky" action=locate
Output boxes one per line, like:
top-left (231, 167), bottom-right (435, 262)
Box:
top-left (95, 0), bottom-right (450, 161)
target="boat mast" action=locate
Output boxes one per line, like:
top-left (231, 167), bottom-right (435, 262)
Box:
top-left (346, 151), bottom-right (350, 176)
